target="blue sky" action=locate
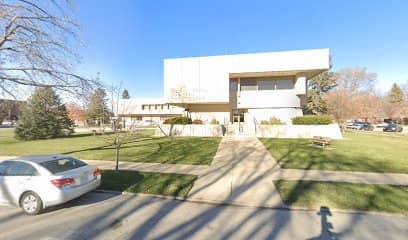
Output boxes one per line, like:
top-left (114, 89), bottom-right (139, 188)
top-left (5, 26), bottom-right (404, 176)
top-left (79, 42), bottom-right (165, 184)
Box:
top-left (75, 0), bottom-right (408, 98)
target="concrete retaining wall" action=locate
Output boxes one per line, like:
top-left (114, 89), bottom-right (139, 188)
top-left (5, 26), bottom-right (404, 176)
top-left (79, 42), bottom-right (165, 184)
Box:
top-left (256, 124), bottom-right (343, 139)
top-left (156, 124), bottom-right (343, 139)
top-left (155, 124), bottom-right (224, 137)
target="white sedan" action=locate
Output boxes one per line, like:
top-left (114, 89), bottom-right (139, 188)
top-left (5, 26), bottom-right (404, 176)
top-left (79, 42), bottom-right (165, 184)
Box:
top-left (0, 155), bottom-right (101, 215)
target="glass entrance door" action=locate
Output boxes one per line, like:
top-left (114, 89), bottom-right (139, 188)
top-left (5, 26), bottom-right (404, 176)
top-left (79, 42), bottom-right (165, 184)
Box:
top-left (232, 109), bottom-right (245, 123)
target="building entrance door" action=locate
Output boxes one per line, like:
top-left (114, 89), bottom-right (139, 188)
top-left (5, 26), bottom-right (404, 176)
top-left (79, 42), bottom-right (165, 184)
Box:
top-left (232, 109), bottom-right (245, 123)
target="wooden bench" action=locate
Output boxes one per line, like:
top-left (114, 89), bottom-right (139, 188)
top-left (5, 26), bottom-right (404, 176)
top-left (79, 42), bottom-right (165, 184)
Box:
top-left (312, 136), bottom-right (331, 148)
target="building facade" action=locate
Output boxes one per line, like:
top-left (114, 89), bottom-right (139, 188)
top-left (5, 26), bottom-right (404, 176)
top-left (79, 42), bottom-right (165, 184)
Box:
top-left (115, 98), bottom-right (184, 127)
top-left (116, 48), bottom-right (330, 126)
top-left (164, 48), bottom-right (330, 124)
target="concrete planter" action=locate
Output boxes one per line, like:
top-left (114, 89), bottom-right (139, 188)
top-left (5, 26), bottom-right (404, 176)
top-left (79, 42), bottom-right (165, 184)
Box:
top-left (256, 124), bottom-right (343, 139)
top-left (155, 124), bottom-right (224, 137)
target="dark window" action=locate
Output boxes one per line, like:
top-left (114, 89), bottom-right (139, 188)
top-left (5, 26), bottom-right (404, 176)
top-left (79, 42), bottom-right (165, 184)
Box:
top-left (258, 79), bottom-right (294, 90)
top-left (258, 80), bottom-right (274, 90)
top-left (240, 79), bottom-right (257, 91)
top-left (0, 162), bottom-right (11, 176)
top-left (142, 105), bottom-right (146, 110)
top-left (40, 157), bottom-right (87, 174)
top-left (5, 161), bottom-right (39, 176)
top-left (276, 79), bottom-right (293, 89)
top-left (230, 80), bottom-right (238, 91)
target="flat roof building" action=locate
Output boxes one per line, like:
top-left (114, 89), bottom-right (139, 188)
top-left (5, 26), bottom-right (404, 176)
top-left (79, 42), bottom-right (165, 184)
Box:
top-left (116, 48), bottom-right (330, 127)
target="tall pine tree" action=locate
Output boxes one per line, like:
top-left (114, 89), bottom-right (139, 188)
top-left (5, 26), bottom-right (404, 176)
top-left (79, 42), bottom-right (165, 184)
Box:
top-left (385, 83), bottom-right (405, 119)
top-left (388, 83), bottom-right (404, 104)
top-left (86, 88), bottom-right (111, 125)
top-left (122, 89), bottom-right (130, 99)
top-left (15, 87), bottom-right (74, 140)
top-left (305, 71), bottom-right (338, 115)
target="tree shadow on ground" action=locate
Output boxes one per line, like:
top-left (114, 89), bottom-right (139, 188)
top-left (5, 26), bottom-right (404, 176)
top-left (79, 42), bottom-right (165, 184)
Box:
top-left (62, 137), bottom-right (154, 155)
top-left (268, 138), bottom-right (405, 173)
top-left (0, 137), bottom-right (394, 239)
top-left (42, 191), bottom-right (121, 213)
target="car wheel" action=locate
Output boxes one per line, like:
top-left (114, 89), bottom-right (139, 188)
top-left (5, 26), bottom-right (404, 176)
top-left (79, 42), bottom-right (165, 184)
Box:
top-left (20, 191), bottom-right (43, 215)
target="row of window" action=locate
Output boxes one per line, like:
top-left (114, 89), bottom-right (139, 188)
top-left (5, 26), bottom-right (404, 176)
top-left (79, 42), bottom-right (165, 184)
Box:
top-left (230, 79), bottom-right (294, 91)
top-left (0, 161), bottom-right (38, 176)
top-left (141, 104), bottom-right (171, 110)
top-left (0, 158), bottom-right (88, 176)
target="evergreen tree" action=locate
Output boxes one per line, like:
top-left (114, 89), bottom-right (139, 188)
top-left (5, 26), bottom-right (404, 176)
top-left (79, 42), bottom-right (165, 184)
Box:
top-left (305, 71), bottom-right (338, 115)
top-left (122, 89), bottom-right (130, 99)
top-left (15, 87), bottom-right (74, 140)
top-left (385, 83), bottom-right (405, 119)
top-left (86, 88), bottom-right (111, 125)
top-left (388, 83), bottom-right (404, 104)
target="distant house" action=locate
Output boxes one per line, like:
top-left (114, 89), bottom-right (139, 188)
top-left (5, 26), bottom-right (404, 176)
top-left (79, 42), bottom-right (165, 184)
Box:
top-left (115, 48), bottom-right (330, 126)
top-left (115, 98), bottom-right (184, 127)
top-left (66, 103), bottom-right (87, 127)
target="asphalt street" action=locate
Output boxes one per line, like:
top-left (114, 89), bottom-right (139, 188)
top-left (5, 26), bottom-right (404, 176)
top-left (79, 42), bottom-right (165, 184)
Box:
top-left (0, 191), bottom-right (406, 240)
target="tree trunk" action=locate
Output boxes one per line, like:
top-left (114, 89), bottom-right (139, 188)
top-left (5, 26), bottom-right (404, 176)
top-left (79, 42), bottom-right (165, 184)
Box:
top-left (115, 135), bottom-right (120, 172)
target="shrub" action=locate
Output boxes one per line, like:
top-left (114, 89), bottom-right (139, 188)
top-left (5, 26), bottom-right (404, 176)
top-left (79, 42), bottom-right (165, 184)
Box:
top-left (192, 119), bottom-right (203, 124)
top-left (292, 115), bottom-right (332, 125)
top-left (210, 119), bottom-right (219, 125)
top-left (260, 117), bottom-right (284, 125)
top-left (163, 116), bottom-right (192, 125)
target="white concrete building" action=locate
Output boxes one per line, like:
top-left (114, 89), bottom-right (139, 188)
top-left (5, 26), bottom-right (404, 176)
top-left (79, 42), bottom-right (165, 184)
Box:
top-left (116, 48), bottom-right (330, 126)
top-left (164, 48), bottom-right (330, 124)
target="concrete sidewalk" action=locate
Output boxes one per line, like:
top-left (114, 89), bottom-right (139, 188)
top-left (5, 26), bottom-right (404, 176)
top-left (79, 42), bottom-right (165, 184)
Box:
top-left (85, 160), bottom-right (207, 176)
top-left (187, 136), bottom-right (286, 208)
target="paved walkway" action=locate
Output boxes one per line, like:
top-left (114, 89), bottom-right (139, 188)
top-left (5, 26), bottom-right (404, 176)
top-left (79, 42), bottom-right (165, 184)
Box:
top-left (188, 136), bottom-right (285, 208)
top-left (84, 160), bottom-right (208, 176)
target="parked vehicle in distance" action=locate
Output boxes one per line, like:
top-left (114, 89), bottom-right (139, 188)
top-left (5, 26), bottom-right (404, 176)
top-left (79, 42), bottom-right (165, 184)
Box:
top-left (346, 122), bottom-right (373, 131)
top-left (0, 155), bottom-right (101, 215)
top-left (383, 123), bottom-right (403, 132)
top-left (360, 123), bottom-right (374, 131)
top-left (376, 123), bottom-right (388, 130)
top-left (346, 122), bottom-right (362, 130)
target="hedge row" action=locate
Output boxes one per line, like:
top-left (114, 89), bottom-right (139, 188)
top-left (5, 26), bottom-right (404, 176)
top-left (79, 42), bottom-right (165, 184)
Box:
top-left (163, 117), bottom-right (192, 124)
top-left (292, 115), bottom-right (332, 125)
top-left (260, 117), bottom-right (284, 125)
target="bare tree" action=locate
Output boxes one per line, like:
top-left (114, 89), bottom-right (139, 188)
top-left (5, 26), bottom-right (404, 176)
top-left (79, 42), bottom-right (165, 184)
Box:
top-left (169, 83), bottom-right (199, 119)
top-left (0, 98), bottom-right (25, 124)
top-left (326, 67), bottom-right (377, 127)
top-left (97, 83), bottom-right (151, 172)
top-left (0, 0), bottom-right (97, 99)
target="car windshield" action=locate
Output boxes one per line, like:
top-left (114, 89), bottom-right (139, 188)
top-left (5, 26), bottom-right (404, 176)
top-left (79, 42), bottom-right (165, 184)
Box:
top-left (40, 157), bottom-right (87, 174)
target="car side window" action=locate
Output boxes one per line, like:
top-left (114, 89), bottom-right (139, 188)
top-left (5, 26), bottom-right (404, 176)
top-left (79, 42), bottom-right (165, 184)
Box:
top-left (0, 162), bottom-right (10, 176)
top-left (5, 162), bottom-right (39, 176)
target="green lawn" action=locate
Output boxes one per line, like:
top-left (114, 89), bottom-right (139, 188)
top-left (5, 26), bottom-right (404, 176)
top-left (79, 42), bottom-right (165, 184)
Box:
top-left (260, 132), bottom-right (408, 173)
top-left (0, 129), bottom-right (221, 165)
top-left (100, 170), bottom-right (197, 198)
top-left (274, 180), bottom-right (408, 214)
